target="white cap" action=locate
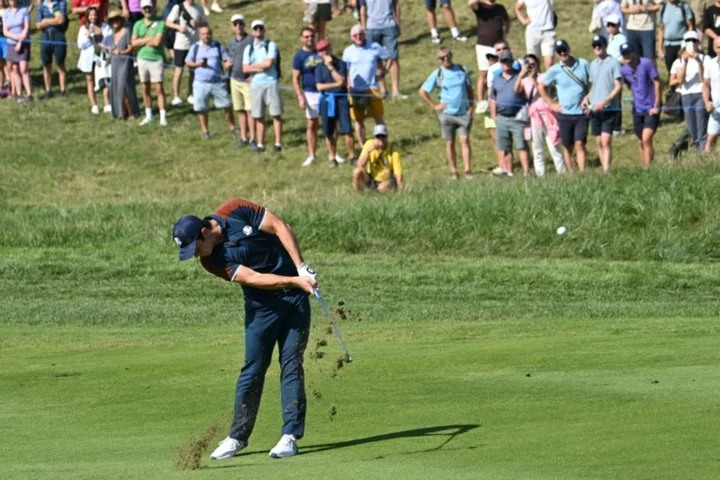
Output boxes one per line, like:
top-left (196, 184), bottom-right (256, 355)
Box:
top-left (605, 13), bottom-right (621, 25)
top-left (683, 30), bottom-right (699, 42)
top-left (251, 19), bottom-right (265, 29)
top-left (373, 124), bottom-right (388, 137)
top-left (140, 0), bottom-right (153, 9)
top-left (231, 14), bottom-right (245, 24)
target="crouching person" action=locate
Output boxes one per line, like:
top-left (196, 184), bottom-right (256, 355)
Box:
top-left (353, 124), bottom-right (404, 192)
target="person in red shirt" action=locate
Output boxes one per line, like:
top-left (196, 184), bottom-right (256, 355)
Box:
top-left (72, 0), bottom-right (108, 26)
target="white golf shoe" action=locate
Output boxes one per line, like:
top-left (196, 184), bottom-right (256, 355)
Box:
top-left (269, 434), bottom-right (298, 458)
top-left (210, 436), bottom-right (247, 460)
top-left (301, 156), bottom-right (316, 167)
top-left (210, 2), bottom-right (223, 13)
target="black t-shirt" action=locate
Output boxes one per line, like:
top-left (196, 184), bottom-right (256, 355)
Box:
top-left (473, 3), bottom-right (509, 47)
top-left (703, 5), bottom-right (720, 55)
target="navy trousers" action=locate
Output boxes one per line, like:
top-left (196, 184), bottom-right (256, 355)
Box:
top-left (229, 291), bottom-right (311, 442)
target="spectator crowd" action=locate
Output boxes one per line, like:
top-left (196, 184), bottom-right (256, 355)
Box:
top-left (2, 0), bottom-right (720, 191)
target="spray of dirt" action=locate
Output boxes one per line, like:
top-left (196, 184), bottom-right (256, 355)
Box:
top-left (174, 423), bottom-right (221, 471)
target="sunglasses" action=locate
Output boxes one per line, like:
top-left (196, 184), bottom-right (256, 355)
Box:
top-left (526, 62), bottom-right (536, 68)
top-left (233, 21), bottom-right (244, 26)
top-left (142, 6), bottom-right (152, 11)
top-left (437, 55), bottom-right (449, 61)
top-left (253, 25), bottom-right (264, 31)
top-left (556, 49), bottom-right (569, 55)
top-left (592, 44), bottom-right (604, 49)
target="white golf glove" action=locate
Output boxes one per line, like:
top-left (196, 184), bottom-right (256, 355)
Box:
top-left (298, 263), bottom-right (317, 282)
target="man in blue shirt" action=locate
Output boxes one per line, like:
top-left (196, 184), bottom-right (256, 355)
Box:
top-left (243, 19), bottom-right (283, 153)
top-left (315, 39), bottom-right (355, 167)
top-left (657, 0), bottom-right (695, 74)
top-left (36, 0), bottom-right (68, 100)
top-left (490, 50), bottom-right (530, 176)
top-left (419, 47), bottom-right (475, 180)
top-left (292, 27), bottom-right (324, 167)
top-left (539, 40), bottom-right (591, 173)
top-left (185, 24), bottom-right (235, 140)
top-left (358, 0), bottom-right (403, 97)
top-left (172, 198), bottom-right (318, 461)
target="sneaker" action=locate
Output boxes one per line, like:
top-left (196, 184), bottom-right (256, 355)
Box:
top-left (431, 36), bottom-right (441, 45)
top-left (203, 7), bottom-right (209, 15)
top-left (139, 117), bottom-right (152, 126)
top-left (91, 105), bottom-right (100, 115)
top-left (103, 105), bottom-right (112, 113)
top-left (0, 88), bottom-right (9, 98)
top-left (41, 91), bottom-right (53, 102)
top-left (16, 96), bottom-right (28, 104)
top-left (491, 166), bottom-right (508, 177)
top-left (187, 95), bottom-right (194, 104)
top-left (334, 153), bottom-right (346, 164)
top-left (475, 100), bottom-right (488, 114)
top-left (202, 131), bottom-right (210, 140)
top-left (160, 117), bottom-right (168, 127)
top-left (302, 156), bottom-right (316, 166)
top-left (59, 90), bottom-right (68, 98)
top-left (451, 172), bottom-right (459, 180)
top-left (465, 171), bottom-right (473, 180)
top-left (348, 157), bottom-right (357, 166)
top-left (236, 138), bottom-right (249, 148)
top-left (269, 434), bottom-right (297, 459)
top-left (273, 144), bottom-right (283, 154)
top-left (249, 140), bottom-right (257, 149)
top-left (210, 2), bottom-right (223, 13)
top-left (453, 35), bottom-right (468, 42)
top-left (171, 96), bottom-right (183, 106)
top-left (251, 143), bottom-right (266, 152)
top-left (669, 146), bottom-right (679, 163)
top-left (210, 437), bottom-right (247, 460)
top-left (329, 158), bottom-right (339, 168)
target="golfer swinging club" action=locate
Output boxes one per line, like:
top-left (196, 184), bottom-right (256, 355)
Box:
top-left (173, 198), bottom-right (318, 460)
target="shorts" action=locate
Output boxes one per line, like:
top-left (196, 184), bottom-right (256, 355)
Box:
top-left (174, 49), bottom-right (188, 68)
top-left (475, 44), bottom-right (496, 71)
top-left (439, 112), bottom-right (472, 140)
top-left (632, 110), bottom-right (660, 139)
top-left (349, 89), bottom-right (384, 121)
top-left (193, 81), bottom-right (232, 112)
top-left (484, 115), bottom-right (496, 129)
top-left (558, 113), bottom-right (589, 147)
top-left (230, 79), bottom-right (252, 111)
top-left (40, 30), bottom-right (67, 66)
top-left (304, 2), bottom-right (332, 23)
top-left (708, 108), bottom-right (720, 135)
top-left (525, 28), bottom-right (556, 58)
top-left (365, 175), bottom-right (397, 190)
top-left (0, 38), bottom-right (7, 60)
top-left (425, 0), bottom-right (450, 9)
top-left (138, 58), bottom-right (164, 83)
top-left (367, 26), bottom-right (399, 59)
top-left (250, 82), bottom-right (284, 118)
top-left (320, 94), bottom-right (352, 137)
top-left (626, 29), bottom-right (656, 59)
top-left (304, 91), bottom-right (320, 119)
top-left (495, 115), bottom-right (529, 151)
top-left (5, 40), bottom-right (30, 63)
top-left (590, 110), bottom-right (615, 136)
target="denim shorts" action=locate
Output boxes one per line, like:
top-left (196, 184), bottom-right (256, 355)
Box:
top-left (425, 0), bottom-right (450, 9)
top-left (626, 29), bottom-right (656, 59)
top-left (193, 82), bottom-right (232, 112)
top-left (367, 26), bottom-right (399, 59)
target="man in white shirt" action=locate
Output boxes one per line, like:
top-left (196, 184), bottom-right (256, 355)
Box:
top-left (702, 36), bottom-right (720, 151)
top-left (515, 0), bottom-right (556, 70)
top-left (165, 0), bottom-right (206, 106)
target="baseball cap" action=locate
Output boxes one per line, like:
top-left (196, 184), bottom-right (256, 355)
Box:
top-left (316, 39), bottom-right (331, 51)
top-left (485, 51), bottom-right (499, 59)
top-left (554, 40), bottom-right (570, 52)
top-left (592, 35), bottom-right (607, 47)
top-left (605, 13), bottom-right (621, 26)
top-left (373, 124), bottom-right (388, 137)
top-left (231, 14), bottom-right (245, 24)
top-left (620, 42), bottom-right (633, 55)
top-left (251, 19), bottom-right (265, 29)
top-left (140, 0), bottom-right (153, 9)
top-left (173, 215), bottom-right (204, 261)
top-left (683, 30), bottom-right (700, 42)
top-left (498, 50), bottom-right (513, 63)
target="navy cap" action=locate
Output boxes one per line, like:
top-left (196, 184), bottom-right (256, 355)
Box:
top-left (592, 35), bottom-right (607, 47)
top-left (554, 39), bottom-right (569, 52)
top-left (620, 42), bottom-right (633, 55)
top-left (173, 215), bottom-right (204, 261)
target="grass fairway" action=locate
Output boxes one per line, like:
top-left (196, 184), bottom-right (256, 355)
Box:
top-left (2, 0), bottom-right (720, 478)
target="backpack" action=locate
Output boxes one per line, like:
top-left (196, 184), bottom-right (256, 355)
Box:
top-left (247, 39), bottom-right (282, 79)
top-left (189, 41), bottom-right (226, 80)
top-left (659, 0), bottom-right (694, 24)
top-left (436, 64), bottom-right (470, 89)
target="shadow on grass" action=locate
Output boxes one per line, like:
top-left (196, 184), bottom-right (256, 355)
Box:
top-left (205, 424), bottom-right (480, 469)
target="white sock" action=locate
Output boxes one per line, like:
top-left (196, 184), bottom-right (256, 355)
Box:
top-left (257, 143), bottom-right (265, 148)
top-left (145, 108), bottom-right (152, 119)
top-left (451, 27), bottom-right (460, 37)
top-left (431, 28), bottom-right (439, 38)
top-left (160, 109), bottom-right (167, 121)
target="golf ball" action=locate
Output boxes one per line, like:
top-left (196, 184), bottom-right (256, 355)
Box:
top-left (556, 226), bottom-right (567, 235)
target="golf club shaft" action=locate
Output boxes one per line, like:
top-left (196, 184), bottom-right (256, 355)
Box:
top-left (313, 288), bottom-right (353, 361)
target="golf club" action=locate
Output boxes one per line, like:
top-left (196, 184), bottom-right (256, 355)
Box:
top-left (313, 287), bottom-right (353, 362)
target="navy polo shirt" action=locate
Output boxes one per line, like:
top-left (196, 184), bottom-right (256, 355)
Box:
top-left (200, 199), bottom-right (300, 302)
top-left (314, 57), bottom-right (348, 94)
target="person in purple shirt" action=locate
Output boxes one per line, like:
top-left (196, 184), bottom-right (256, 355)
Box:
top-left (620, 42), bottom-right (662, 167)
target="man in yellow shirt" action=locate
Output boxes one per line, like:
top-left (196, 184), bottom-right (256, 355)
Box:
top-left (352, 124), bottom-right (404, 192)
